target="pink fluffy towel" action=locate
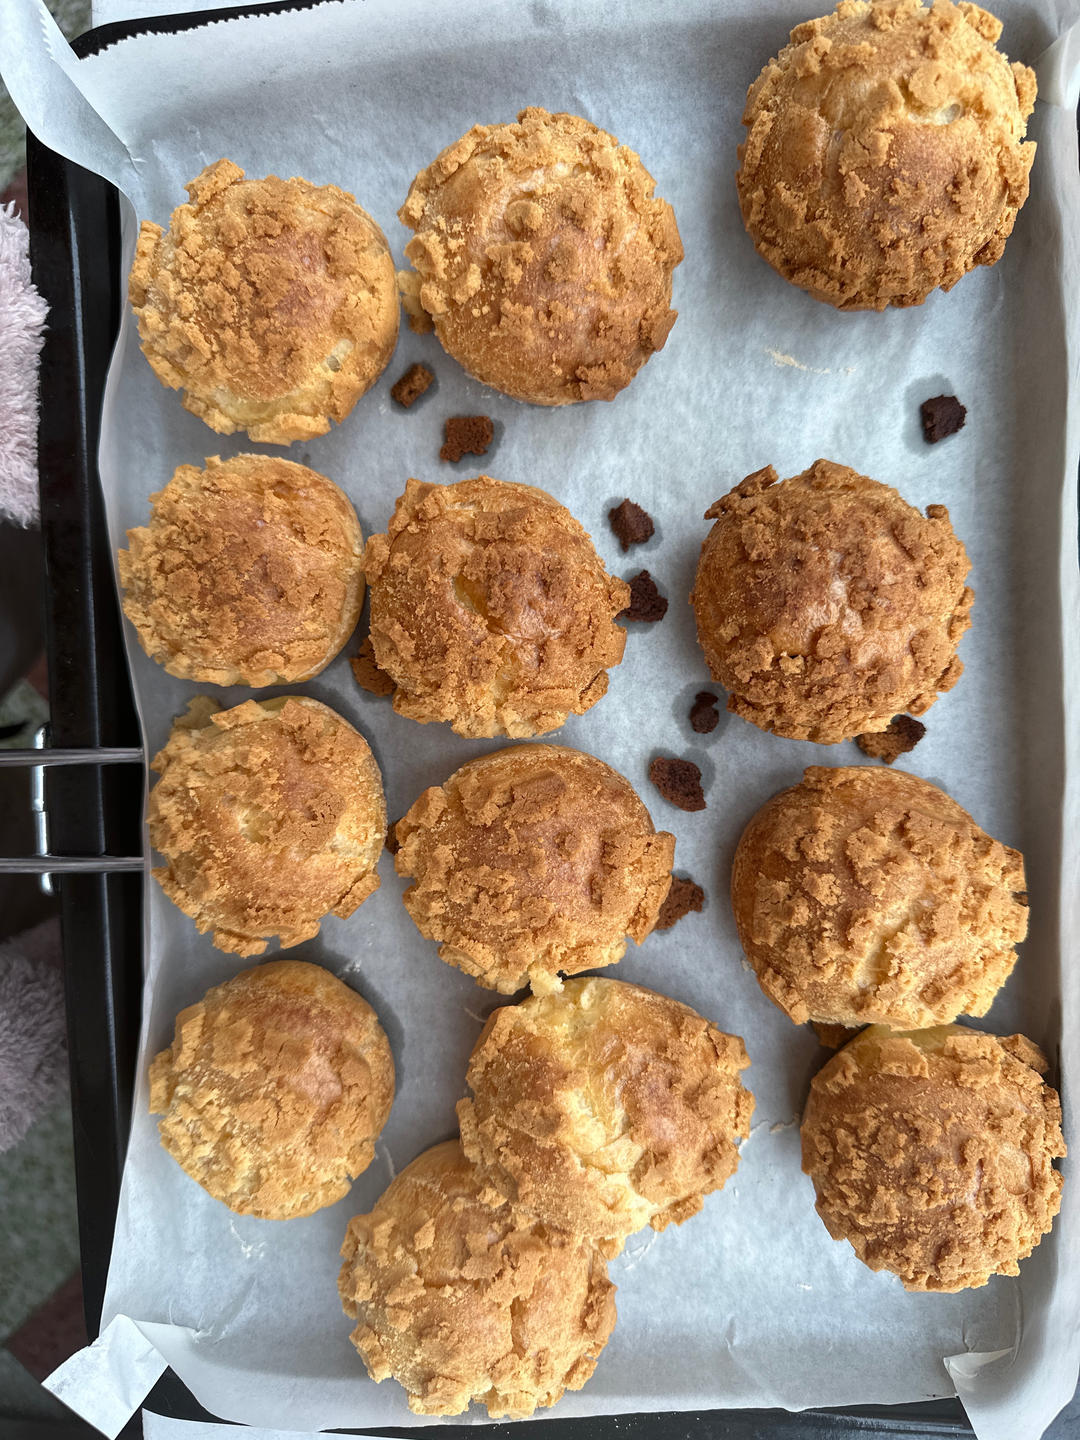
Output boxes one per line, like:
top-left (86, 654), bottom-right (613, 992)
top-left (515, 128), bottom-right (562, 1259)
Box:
top-left (0, 202), bottom-right (48, 527)
top-left (0, 919), bottom-right (67, 1152)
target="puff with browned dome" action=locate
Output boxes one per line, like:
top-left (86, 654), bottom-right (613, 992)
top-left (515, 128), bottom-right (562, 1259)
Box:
top-left (691, 461), bottom-right (973, 742)
top-left (394, 746), bottom-right (674, 994)
top-left (736, 0), bottom-right (1036, 310)
top-left (118, 454), bottom-right (364, 687)
top-left (338, 1140), bottom-right (616, 1417)
top-left (149, 960), bottom-right (394, 1219)
top-left (362, 477), bottom-right (629, 738)
top-left (458, 978), bottom-right (754, 1252)
top-left (801, 1024), bottom-right (1064, 1291)
top-left (147, 696), bottom-right (385, 955)
top-left (129, 159), bottom-right (398, 443)
top-left (732, 766), bottom-right (1028, 1030)
top-left (398, 107), bottom-right (682, 404)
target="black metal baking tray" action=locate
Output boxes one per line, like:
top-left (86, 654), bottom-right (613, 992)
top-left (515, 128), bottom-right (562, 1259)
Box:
top-left (27, 4), bottom-right (974, 1432)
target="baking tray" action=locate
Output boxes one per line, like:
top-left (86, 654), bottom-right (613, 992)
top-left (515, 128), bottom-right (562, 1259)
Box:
top-left (23, 3), bottom-right (1037, 1433)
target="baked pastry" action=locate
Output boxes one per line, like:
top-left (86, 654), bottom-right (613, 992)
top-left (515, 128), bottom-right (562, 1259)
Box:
top-left (691, 461), bottom-right (973, 742)
top-left (736, 0), bottom-right (1036, 310)
top-left (148, 960), bottom-right (394, 1219)
top-left (118, 454), bottom-right (364, 687)
top-left (398, 107), bottom-right (682, 404)
top-left (801, 1024), bottom-right (1064, 1290)
top-left (362, 476), bottom-right (629, 737)
top-left (458, 977), bottom-right (754, 1251)
top-left (129, 159), bottom-right (398, 443)
top-left (148, 695), bottom-right (384, 955)
top-left (338, 1140), bottom-right (615, 1417)
top-left (394, 746), bottom-right (674, 994)
top-left (732, 766), bottom-right (1028, 1030)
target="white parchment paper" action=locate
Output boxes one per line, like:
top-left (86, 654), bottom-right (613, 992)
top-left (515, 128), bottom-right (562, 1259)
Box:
top-left (3, 0), bottom-right (1080, 1435)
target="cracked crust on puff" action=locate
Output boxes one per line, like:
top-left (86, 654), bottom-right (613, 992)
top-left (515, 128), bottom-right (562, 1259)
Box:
top-left (147, 695), bottom-right (385, 955)
top-left (129, 159), bottom-right (399, 443)
top-left (732, 766), bottom-right (1028, 1030)
top-left (690, 461), bottom-right (973, 742)
top-left (394, 745), bottom-right (674, 994)
top-left (118, 454), bottom-right (364, 687)
top-left (458, 977), bottom-right (754, 1252)
top-left (736, 0), bottom-right (1036, 310)
top-left (148, 959), bottom-right (394, 1219)
top-left (363, 476), bottom-right (629, 738)
top-left (398, 107), bottom-right (682, 404)
top-left (801, 1024), bottom-right (1064, 1290)
top-left (338, 1140), bottom-right (615, 1417)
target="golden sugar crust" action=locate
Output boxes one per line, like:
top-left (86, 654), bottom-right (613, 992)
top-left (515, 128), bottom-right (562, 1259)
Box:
top-left (458, 977), bottom-right (754, 1250)
top-left (129, 158), bottom-right (399, 442)
top-left (147, 695), bottom-right (385, 956)
top-left (118, 453), bottom-right (364, 687)
top-left (398, 107), bottom-right (682, 404)
top-left (801, 1023), bottom-right (1064, 1290)
top-left (691, 460), bottom-right (973, 742)
top-left (732, 765), bottom-right (1028, 1029)
top-left (736, 0), bottom-right (1036, 309)
top-left (394, 745), bottom-right (674, 994)
top-left (338, 1140), bottom-right (616, 1417)
top-left (148, 959), bottom-right (394, 1219)
top-left (363, 476), bottom-right (629, 738)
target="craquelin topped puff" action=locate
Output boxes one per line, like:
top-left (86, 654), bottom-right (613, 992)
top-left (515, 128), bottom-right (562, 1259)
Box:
top-left (338, 1140), bottom-right (616, 1417)
top-left (149, 960), bottom-right (394, 1220)
top-left (736, 0), bottom-right (1037, 309)
top-left (731, 767), bottom-right (1028, 1030)
top-left (147, 696), bottom-right (385, 956)
top-left (393, 745), bottom-right (675, 994)
top-left (398, 107), bottom-right (682, 403)
top-left (129, 159), bottom-right (399, 443)
top-left (801, 1025), bottom-right (1065, 1291)
top-left (458, 977), bottom-right (755, 1253)
top-left (691, 461), bottom-right (973, 742)
top-left (118, 454), bottom-right (364, 687)
top-left (361, 476), bottom-right (629, 738)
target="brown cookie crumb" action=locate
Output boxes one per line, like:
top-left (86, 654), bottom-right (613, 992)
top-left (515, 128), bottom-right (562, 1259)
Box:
top-left (440, 415), bottom-right (494, 462)
top-left (351, 637), bottom-right (395, 697)
top-left (1014, 890), bottom-right (1029, 908)
top-left (855, 714), bottom-right (926, 764)
top-left (921, 395), bottom-right (967, 444)
top-left (811, 1022), bottom-right (862, 1051)
top-left (385, 826), bottom-right (401, 856)
top-left (689, 691), bottom-right (720, 734)
top-left (649, 756), bottom-right (705, 812)
top-left (391, 363), bottom-right (434, 408)
top-left (620, 571), bottom-right (668, 623)
top-left (608, 498), bottom-right (655, 552)
top-left (655, 875), bottom-right (705, 930)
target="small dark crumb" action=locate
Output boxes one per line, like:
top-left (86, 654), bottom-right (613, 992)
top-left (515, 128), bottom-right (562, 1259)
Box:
top-left (920, 394), bottom-right (966, 444)
top-left (655, 875), bottom-right (705, 930)
top-left (1013, 890), bottom-right (1029, 908)
top-left (620, 570), bottom-right (668, 623)
top-left (649, 756), bottom-right (706, 812)
top-left (608, 498), bottom-right (655, 552)
top-left (689, 691), bottom-right (720, 734)
top-left (440, 415), bottom-right (493, 462)
top-left (812, 1022), bottom-right (862, 1050)
top-left (925, 503), bottom-right (949, 521)
top-left (855, 714), bottom-right (926, 764)
top-left (385, 825), bottom-right (401, 856)
top-left (351, 637), bottom-right (395, 697)
top-left (390, 362), bottom-right (434, 408)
